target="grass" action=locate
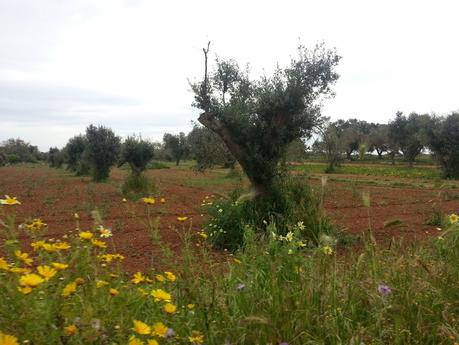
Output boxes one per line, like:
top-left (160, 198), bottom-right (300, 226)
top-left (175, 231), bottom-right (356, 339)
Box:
top-left (1, 194), bottom-right (459, 344)
top-left (292, 162), bottom-right (442, 180)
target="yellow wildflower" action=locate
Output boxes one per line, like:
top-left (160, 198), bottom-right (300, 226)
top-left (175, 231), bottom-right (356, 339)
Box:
top-left (152, 322), bottom-right (168, 337)
top-left (98, 253), bottom-right (125, 263)
top-left (160, 197), bottom-right (166, 204)
top-left (0, 257), bottom-right (10, 271)
top-left (9, 267), bottom-right (30, 274)
top-left (53, 242), bottom-right (71, 250)
top-left (198, 231), bottom-right (208, 239)
top-left (25, 218), bottom-right (47, 231)
top-left (0, 195), bottom-right (21, 205)
top-left (177, 216), bottom-right (188, 222)
top-left (147, 340), bottom-right (159, 345)
top-left (31, 241), bottom-right (46, 250)
top-left (62, 282), bottom-right (77, 297)
top-left (128, 336), bottom-right (144, 345)
top-left (79, 231), bottom-right (93, 240)
top-left (132, 320), bottom-right (151, 335)
top-left (142, 197), bottom-right (156, 205)
top-left (51, 262), bottom-right (69, 270)
top-left (163, 303), bottom-right (177, 314)
top-left (137, 288), bottom-right (149, 296)
top-left (37, 265), bottom-right (57, 281)
top-left (233, 258), bottom-right (242, 264)
top-left (132, 272), bottom-right (147, 284)
top-left (0, 333), bottom-right (19, 345)
top-left (19, 273), bottom-right (44, 287)
top-left (14, 250), bottom-right (33, 266)
top-left (155, 274), bottom-right (165, 283)
top-left (96, 280), bottom-right (109, 288)
top-left (187, 304), bottom-right (195, 310)
top-left (18, 286), bottom-right (33, 294)
top-left (188, 330), bottom-right (204, 344)
top-left (109, 288), bottom-right (119, 296)
top-left (322, 246), bottom-right (333, 255)
top-left (63, 325), bottom-right (77, 336)
top-left (98, 226), bottom-right (112, 238)
top-left (296, 241), bottom-right (306, 247)
top-left (91, 239), bottom-right (107, 248)
top-left (449, 213), bottom-right (459, 224)
top-left (164, 271), bottom-right (176, 282)
top-left (151, 289), bottom-right (172, 302)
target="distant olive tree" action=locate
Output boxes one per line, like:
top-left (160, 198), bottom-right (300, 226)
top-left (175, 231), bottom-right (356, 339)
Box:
top-left (48, 147), bottom-right (64, 168)
top-left (428, 112), bottom-right (459, 178)
top-left (64, 135), bottom-right (87, 173)
top-left (163, 132), bottom-right (188, 166)
top-left (368, 124), bottom-right (389, 159)
top-left (119, 136), bottom-right (155, 177)
top-left (187, 124), bottom-right (235, 171)
top-left (191, 43), bottom-right (340, 198)
top-left (388, 112), bottom-right (432, 167)
top-left (85, 125), bottom-right (121, 182)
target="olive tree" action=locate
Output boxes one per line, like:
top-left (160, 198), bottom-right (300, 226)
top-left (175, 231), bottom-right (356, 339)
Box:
top-left (163, 132), bottom-right (188, 166)
top-left (191, 43), bottom-right (340, 197)
top-left (85, 125), bottom-right (121, 181)
top-left (428, 112), bottom-right (459, 178)
top-left (64, 135), bottom-right (87, 173)
top-left (119, 136), bottom-right (155, 177)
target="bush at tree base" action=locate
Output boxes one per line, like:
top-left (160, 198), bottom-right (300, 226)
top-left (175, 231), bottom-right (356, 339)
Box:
top-left (203, 177), bottom-right (334, 251)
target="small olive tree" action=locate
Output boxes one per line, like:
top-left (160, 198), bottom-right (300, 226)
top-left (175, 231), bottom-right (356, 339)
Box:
top-left (163, 132), bottom-right (188, 166)
top-left (191, 43), bottom-right (340, 198)
top-left (119, 136), bottom-right (155, 177)
top-left (85, 125), bottom-right (121, 182)
top-left (64, 135), bottom-right (87, 173)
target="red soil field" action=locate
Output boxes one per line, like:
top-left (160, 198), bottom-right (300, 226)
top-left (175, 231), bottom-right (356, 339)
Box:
top-left (1, 165), bottom-right (458, 272)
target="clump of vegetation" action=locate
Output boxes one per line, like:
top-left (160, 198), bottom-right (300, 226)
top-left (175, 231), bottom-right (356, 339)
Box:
top-left (0, 138), bottom-right (42, 164)
top-left (85, 125), bottom-right (121, 182)
top-left (48, 147), bottom-right (65, 168)
top-left (203, 178), bottom-right (334, 251)
top-left (119, 135), bottom-right (156, 197)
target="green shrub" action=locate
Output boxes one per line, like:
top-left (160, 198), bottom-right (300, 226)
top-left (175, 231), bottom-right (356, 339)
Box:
top-left (119, 136), bottom-right (155, 177)
top-left (121, 174), bottom-right (156, 199)
top-left (203, 178), bottom-right (334, 250)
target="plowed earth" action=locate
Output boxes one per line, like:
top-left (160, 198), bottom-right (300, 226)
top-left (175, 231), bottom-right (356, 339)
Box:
top-left (1, 165), bottom-right (458, 272)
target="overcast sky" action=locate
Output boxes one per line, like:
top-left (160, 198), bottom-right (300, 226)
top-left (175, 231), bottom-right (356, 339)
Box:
top-left (1, 0), bottom-right (458, 151)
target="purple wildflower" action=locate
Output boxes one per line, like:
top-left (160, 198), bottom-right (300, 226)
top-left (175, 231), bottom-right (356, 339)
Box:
top-left (165, 328), bottom-right (175, 338)
top-left (378, 284), bottom-right (392, 296)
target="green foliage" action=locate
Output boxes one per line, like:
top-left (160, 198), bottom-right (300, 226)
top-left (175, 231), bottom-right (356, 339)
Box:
top-left (203, 178), bottom-right (333, 251)
top-left (119, 135), bottom-right (155, 177)
top-left (121, 174), bottom-right (156, 199)
top-left (368, 124), bottom-right (389, 158)
top-left (85, 125), bottom-right (121, 182)
top-left (192, 43), bottom-right (340, 196)
top-left (163, 132), bottom-right (188, 166)
top-left (428, 112), bottom-right (459, 179)
top-left (64, 135), bottom-right (87, 172)
top-left (388, 112), bottom-right (433, 166)
top-left (187, 124), bottom-right (235, 171)
top-left (0, 138), bottom-right (41, 163)
top-left (48, 147), bottom-right (64, 168)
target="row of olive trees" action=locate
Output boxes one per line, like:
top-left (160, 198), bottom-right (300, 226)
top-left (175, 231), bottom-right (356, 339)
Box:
top-left (51, 125), bottom-right (155, 184)
top-left (314, 112), bottom-right (459, 178)
top-left (0, 138), bottom-right (43, 165)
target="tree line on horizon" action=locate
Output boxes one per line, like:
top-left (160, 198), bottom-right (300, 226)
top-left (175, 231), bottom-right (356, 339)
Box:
top-left (1, 109), bottom-right (459, 180)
